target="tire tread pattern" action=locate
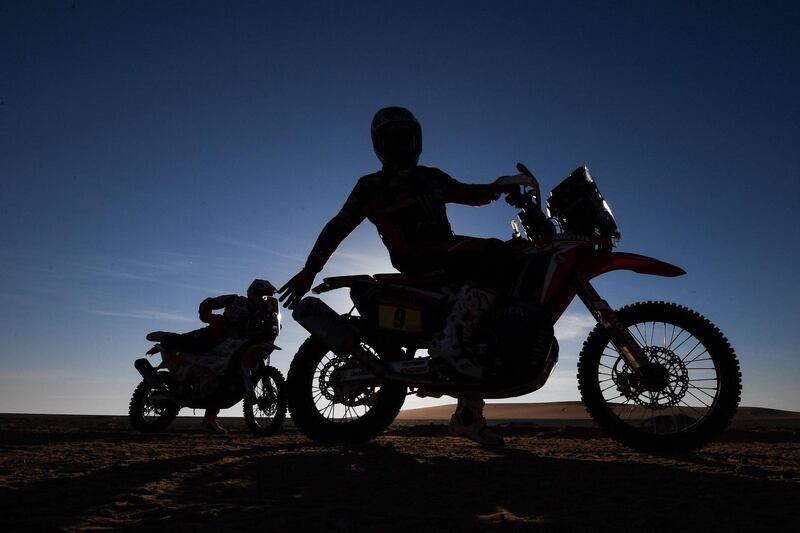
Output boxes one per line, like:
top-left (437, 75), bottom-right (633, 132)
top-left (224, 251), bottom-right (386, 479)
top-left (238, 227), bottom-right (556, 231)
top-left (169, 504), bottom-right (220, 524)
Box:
top-left (128, 380), bottom-right (180, 433)
top-left (287, 336), bottom-right (406, 444)
top-left (577, 301), bottom-right (742, 451)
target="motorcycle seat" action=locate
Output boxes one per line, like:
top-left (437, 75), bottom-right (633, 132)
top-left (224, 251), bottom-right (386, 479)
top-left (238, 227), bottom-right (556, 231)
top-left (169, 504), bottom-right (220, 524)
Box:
top-left (314, 272), bottom-right (449, 294)
top-left (373, 271), bottom-right (448, 286)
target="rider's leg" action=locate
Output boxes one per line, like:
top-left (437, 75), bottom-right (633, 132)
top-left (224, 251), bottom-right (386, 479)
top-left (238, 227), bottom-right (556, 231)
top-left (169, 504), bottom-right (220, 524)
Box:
top-left (427, 236), bottom-right (509, 378)
top-left (429, 285), bottom-right (496, 378)
top-left (448, 398), bottom-right (504, 446)
top-left (201, 407), bottom-right (227, 434)
top-left (162, 327), bottom-right (222, 354)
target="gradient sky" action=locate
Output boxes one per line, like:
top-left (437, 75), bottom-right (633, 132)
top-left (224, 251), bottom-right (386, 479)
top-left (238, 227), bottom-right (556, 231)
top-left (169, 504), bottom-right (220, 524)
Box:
top-left (2, 1), bottom-right (798, 415)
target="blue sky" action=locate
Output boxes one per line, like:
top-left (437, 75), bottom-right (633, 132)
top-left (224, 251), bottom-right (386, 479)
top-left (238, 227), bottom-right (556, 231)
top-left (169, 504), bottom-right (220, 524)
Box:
top-left (1, 1), bottom-right (798, 414)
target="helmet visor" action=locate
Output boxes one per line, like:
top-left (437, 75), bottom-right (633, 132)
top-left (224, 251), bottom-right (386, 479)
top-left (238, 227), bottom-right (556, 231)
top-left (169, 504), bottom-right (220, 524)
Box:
top-left (379, 125), bottom-right (420, 166)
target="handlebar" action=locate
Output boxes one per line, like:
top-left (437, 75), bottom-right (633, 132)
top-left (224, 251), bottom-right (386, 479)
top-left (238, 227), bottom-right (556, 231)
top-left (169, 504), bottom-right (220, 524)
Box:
top-left (494, 162), bottom-right (542, 209)
top-left (500, 162), bottom-right (554, 238)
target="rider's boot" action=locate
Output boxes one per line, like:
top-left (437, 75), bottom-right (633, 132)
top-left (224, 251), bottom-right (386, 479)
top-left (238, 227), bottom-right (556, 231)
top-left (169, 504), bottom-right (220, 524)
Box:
top-left (428, 286), bottom-right (495, 379)
top-left (201, 409), bottom-right (227, 434)
top-left (448, 398), bottom-right (504, 446)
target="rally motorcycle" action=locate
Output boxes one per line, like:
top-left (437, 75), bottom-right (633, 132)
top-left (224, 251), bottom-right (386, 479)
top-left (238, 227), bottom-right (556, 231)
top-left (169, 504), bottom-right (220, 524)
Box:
top-left (287, 164), bottom-right (741, 451)
top-left (129, 301), bottom-right (287, 436)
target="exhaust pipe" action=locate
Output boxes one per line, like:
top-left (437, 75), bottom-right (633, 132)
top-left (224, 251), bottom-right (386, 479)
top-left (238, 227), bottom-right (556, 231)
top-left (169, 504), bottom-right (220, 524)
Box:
top-left (134, 358), bottom-right (171, 394)
top-left (292, 297), bottom-right (359, 354)
top-left (292, 297), bottom-right (388, 377)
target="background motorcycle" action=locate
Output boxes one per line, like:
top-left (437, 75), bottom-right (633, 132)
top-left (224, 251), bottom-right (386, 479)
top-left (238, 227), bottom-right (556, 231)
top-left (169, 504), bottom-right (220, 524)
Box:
top-left (286, 163), bottom-right (741, 451)
top-left (129, 301), bottom-right (287, 436)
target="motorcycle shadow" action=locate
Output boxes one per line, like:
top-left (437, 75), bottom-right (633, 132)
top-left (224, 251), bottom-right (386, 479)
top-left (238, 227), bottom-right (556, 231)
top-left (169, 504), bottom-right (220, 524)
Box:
top-left (3, 422), bottom-right (798, 532)
top-left (171, 437), bottom-right (798, 532)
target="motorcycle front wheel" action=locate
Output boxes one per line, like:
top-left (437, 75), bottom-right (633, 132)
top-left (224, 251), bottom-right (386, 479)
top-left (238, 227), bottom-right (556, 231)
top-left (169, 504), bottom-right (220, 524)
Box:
top-left (577, 301), bottom-right (741, 451)
top-left (243, 365), bottom-right (287, 436)
top-left (287, 337), bottom-right (406, 444)
top-left (128, 378), bottom-right (180, 433)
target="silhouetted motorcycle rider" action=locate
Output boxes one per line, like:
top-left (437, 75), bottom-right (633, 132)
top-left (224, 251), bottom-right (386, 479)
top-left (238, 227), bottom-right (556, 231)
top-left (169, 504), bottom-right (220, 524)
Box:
top-left (161, 279), bottom-right (278, 433)
top-left (279, 107), bottom-right (516, 445)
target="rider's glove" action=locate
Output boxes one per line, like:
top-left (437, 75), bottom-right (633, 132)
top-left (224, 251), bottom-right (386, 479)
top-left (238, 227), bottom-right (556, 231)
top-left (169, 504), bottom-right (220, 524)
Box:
top-left (494, 173), bottom-right (537, 191)
top-left (198, 298), bottom-right (215, 323)
top-left (278, 268), bottom-right (316, 310)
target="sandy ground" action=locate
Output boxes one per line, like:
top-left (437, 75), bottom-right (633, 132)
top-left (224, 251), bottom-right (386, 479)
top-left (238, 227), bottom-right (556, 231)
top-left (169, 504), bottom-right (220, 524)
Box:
top-left (397, 402), bottom-right (800, 429)
top-left (1, 413), bottom-right (798, 532)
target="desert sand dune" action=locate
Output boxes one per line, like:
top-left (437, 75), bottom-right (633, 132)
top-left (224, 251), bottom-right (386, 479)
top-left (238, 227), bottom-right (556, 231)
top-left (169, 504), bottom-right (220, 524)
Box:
top-left (1, 411), bottom-right (799, 531)
top-left (396, 401), bottom-right (800, 429)
top-left (398, 401), bottom-right (592, 421)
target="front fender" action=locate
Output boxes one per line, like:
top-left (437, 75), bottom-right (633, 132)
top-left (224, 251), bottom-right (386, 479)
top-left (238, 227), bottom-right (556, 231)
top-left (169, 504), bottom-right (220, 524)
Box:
top-left (241, 340), bottom-right (281, 369)
top-left (577, 252), bottom-right (686, 279)
top-left (249, 341), bottom-right (281, 351)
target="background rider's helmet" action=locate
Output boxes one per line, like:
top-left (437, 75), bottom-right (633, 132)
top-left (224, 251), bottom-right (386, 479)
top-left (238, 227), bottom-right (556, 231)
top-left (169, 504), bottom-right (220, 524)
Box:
top-left (371, 106), bottom-right (422, 169)
top-left (247, 279), bottom-right (277, 301)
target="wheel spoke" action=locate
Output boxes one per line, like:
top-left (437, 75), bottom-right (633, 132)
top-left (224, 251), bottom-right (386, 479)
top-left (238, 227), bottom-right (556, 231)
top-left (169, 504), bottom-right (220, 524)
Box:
top-left (632, 324), bottom-right (648, 345)
top-left (600, 382), bottom-right (617, 394)
top-left (681, 340), bottom-right (703, 362)
top-left (677, 401), bottom-right (706, 418)
top-left (586, 309), bottom-right (730, 438)
top-left (685, 389), bottom-right (711, 408)
top-left (311, 350), bottom-right (384, 424)
top-left (687, 384), bottom-right (717, 400)
top-left (670, 333), bottom-right (694, 353)
top-left (684, 351), bottom-right (709, 364)
top-left (666, 323), bottom-right (678, 348)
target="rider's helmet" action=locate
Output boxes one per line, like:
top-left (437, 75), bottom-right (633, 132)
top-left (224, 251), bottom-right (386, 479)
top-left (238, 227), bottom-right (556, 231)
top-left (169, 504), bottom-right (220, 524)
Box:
top-left (247, 279), bottom-right (277, 301)
top-left (371, 106), bottom-right (422, 169)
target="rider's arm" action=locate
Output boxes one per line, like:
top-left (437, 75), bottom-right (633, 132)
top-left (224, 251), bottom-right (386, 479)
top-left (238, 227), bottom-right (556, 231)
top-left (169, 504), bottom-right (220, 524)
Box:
top-left (303, 176), bottom-right (374, 274)
top-left (199, 294), bottom-right (236, 323)
top-left (434, 168), bottom-right (501, 207)
top-left (280, 176), bottom-right (376, 309)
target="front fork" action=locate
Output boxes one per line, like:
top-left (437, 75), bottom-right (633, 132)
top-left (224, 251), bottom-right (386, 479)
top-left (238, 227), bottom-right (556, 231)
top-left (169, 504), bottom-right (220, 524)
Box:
top-left (573, 272), bottom-right (651, 370)
top-left (241, 346), bottom-right (268, 402)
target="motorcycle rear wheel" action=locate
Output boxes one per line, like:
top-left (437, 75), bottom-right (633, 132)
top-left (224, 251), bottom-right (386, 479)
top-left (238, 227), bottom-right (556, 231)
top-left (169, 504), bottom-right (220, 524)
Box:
top-left (577, 301), bottom-right (741, 451)
top-left (243, 366), bottom-right (287, 436)
top-left (287, 337), bottom-right (406, 444)
top-left (128, 379), bottom-right (180, 433)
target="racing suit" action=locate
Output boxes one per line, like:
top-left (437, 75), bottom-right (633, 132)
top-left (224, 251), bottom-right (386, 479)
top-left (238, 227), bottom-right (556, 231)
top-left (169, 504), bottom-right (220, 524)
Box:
top-left (303, 165), bottom-right (510, 286)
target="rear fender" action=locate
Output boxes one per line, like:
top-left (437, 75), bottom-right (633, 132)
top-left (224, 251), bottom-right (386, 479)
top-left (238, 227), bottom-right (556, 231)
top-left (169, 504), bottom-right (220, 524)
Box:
top-left (146, 331), bottom-right (170, 342)
top-left (312, 275), bottom-right (377, 294)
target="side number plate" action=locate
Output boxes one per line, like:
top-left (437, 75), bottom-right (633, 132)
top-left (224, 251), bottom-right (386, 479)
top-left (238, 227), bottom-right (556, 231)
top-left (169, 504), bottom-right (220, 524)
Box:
top-left (378, 304), bottom-right (422, 332)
